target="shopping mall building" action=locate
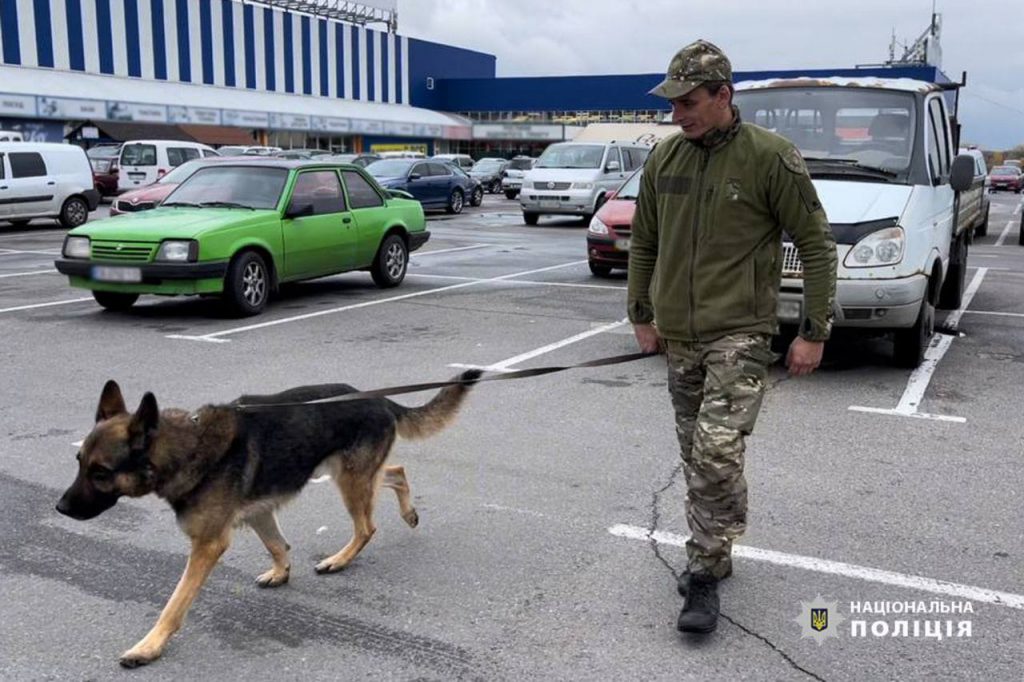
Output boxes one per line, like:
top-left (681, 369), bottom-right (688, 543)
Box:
top-left (0, 0), bottom-right (948, 157)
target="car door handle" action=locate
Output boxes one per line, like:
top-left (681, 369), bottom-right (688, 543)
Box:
top-left (47, 181), bottom-right (56, 185)
top-left (342, 216), bottom-right (351, 224)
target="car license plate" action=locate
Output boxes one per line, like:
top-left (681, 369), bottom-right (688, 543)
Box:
top-left (128, 172), bottom-right (146, 179)
top-left (614, 238), bottom-right (631, 251)
top-left (776, 299), bottom-right (802, 320)
top-left (92, 266), bottom-right (142, 283)
top-left (539, 199), bottom-right (559, 209)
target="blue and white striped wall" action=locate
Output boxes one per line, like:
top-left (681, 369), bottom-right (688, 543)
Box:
top-left (0, 0), bottom-right (411, 104)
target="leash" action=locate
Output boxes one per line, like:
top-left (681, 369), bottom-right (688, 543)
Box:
top-left (234, 351), bottom-right (660, 411)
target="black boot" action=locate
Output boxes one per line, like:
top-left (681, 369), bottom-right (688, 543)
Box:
top-left (677, 566), bottom-right (731, 596)
top-left (676, 574), bottom-right (720, 633)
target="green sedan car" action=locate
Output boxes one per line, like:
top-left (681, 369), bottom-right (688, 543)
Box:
top-left (55, 160), bottom-right (429, 315)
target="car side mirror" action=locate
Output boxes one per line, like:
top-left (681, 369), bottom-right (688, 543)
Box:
top-left (949, 154), bottom-right (975, 193)
top-left (606, 161), bottom-right (621, 172)
top-left (286, 202), bottom-right (315, 219)
top-left (409, 173), bottom-right (422, 181)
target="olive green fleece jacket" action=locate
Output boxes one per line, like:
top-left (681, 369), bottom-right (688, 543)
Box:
top-left (627, 116), bottom-right (837, 342)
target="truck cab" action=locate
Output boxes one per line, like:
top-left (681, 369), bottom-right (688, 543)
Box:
top-left (734, 76), bottom-right (977, 367)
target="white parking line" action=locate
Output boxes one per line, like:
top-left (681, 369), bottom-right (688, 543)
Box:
top-left (409, 273), bottom-right (626, 291)
top-left (411, 244), bottom-right (491, 257)
top-left (167, 260), bottom-right (588, 343)
top-left (0, 268), bottom-right (57, 279)
top-left (0, 297), bottom-right (93, 314)
top-left (609, 524), bottom-right (1024, 610)
top-left (849, 268), bottom-right (987, 423)
top-left (962, 310), bottom-right (1024, 319)
top-left (0, 248), bottom-right (61, 256)
top-left (994, 220), bottom-right (1016, 247)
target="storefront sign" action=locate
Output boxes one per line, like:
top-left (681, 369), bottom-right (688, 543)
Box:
top-left (0, 94), bottom-right (37, 117)
top-left (312, 116), bottom-right (352, 133)
top-left (472, 123), bottom-right (565, 141)
top-left (269, 113), bottom-right (311, 130)
top-left (106, 101), bottom-right (168, 123)
top-left (350, 119), bottom-right (384, 135)
top-left (222, 109), bottom-right (271, 128)
top-left (168, 106), bottom-right (222, 125)
top-left (36, 96), bottom-right (105, 119)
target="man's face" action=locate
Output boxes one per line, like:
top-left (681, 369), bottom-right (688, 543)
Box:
top-left (670, 86), bottom-right (730, 139)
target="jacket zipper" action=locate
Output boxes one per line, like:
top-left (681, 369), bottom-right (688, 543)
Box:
top-left (690, 148), bottom-right (710, 340)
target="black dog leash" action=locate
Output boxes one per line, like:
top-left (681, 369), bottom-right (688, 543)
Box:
top-left (235, 351), bottom-right (660, 411)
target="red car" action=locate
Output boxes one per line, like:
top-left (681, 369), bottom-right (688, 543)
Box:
top-left (988, 166), bottom-right (1023, 193)
top-left (87, 144), bottom-right (121, 197)
top-left (586, 168), bottom-right (640, 276)
top-left (109, 156), bottom-right (252, 216)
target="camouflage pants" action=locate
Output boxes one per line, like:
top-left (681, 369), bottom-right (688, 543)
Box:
top-left (665, 333), bottom-right (775, 580)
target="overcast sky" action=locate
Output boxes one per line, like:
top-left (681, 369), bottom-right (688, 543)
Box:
top-left (397, 0), bottom-right (1024, 150)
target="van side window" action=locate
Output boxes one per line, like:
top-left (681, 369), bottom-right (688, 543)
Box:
top-left (341, 170), bottom-right (384, 209)
top-left (927, 99), bottom-right (950, 180)
top-left (925, 110), bottom-right (943, 184)
top-left (605, 147), bottom-right (622, 170)
top-left (167, 147), bottom-right (201, 167)
top-left (9, 152), bottom-right (47, 178)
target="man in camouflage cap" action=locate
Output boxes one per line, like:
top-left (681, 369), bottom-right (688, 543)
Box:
top-left (628, 40), bottom-right (837, 634)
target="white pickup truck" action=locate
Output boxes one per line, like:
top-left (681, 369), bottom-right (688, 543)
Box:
top-left (734, 76), bottom-right (981, 367)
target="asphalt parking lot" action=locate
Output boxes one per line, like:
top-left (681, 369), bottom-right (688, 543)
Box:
top-left (1, 191), bottom-right (1023, 680)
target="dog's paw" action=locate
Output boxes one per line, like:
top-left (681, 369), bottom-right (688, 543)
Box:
top-left (402, 509), bottom-right (419, 528)
top-left (119, 646), bottom-right (161, 668)
top-left (314, 558), bottom-right (349, 574)
top-left (255, 568), bottom-right (290, 588)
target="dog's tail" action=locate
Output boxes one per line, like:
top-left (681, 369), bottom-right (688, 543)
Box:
top-left (394, 370), bottom-right (482, 440)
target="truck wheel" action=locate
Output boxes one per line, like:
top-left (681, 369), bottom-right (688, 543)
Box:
top-left (938, 236), bottom-right (967, 310)
top-left (523, 212), bottom-right (539, 226)
top-left (893, 296), bottom-right (934, 369)
top-left (370, 234), bottom-right (408, 288)
top-left (975, 204), bottom-right (989, 238)
top-left (93, 291), bottom-right (138, 311)
top-left (504, 190), bottom-right (518, 200)
top-left (223, 251), bottom-right (270, 316)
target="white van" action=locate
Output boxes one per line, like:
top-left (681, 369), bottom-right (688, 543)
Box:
top-left (0, 130), bottom-right (25, 142)
top-left (117, 140), bottom-right (218, 192)
top-left (0, 142), bottom-right (98, 228)
top-left (519, 141), bottom-right (651, 224)
top-left (734, 76), bottom-right (979, 367)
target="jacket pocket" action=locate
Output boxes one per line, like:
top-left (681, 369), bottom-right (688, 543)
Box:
top-left (754, 249), bottom-right (777, 318)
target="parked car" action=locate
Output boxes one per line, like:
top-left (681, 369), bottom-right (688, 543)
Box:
top-left (365, 159), bottom-right (475, 214)
top-left (272, 148), bottom-right (332, 160)
top-left (0, 142), bottom-right (99, 228)
top-left (377, 150), bottom-right (426, 159)
top-left (87, 144), bottom-right (122, 197)
top-left (55, 161), bottom-right (429, 315)
top-left (501, 156), bottom-right (536, 199)
top-left (433, 159), bottom-right (485, 206)
top-left (321, 153), bottom-right (381, 168)
top-left (586, 168), bottom-right (641, 276)
top-left (217, 145), bottom-right (281, 156)
top-left (958, 147), bottom-right (990, 236)
top-left (520, 142), bottom-right (650, 224)
top-left (117, 140), bottom-right (218, 192)
top-left (1003, 159), bottom-right (1022, 170)
top-left (988, 165), bottom-right (1022, 193)
top-left (0, 130), bottom-right (25, 142)
top-left (469, 157), bottom-right (510, 194)
top-left (431, 154), bottom-right (475, 172)
top-left (109, 156), bottom-right (259, 216)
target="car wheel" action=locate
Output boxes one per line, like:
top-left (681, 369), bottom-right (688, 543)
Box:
top-left (371, 234), bottom-right (408, 288)
top-left (504, 190), bottom-right (518, 200)
top-left (523, 212), bottom-right (539, 226)
top-left (92, 291), bottom-right (139, 311)
top-left (975, 204), bottom-right (989, 237)
top-left (223, 251), bottom-right (270, 317)
top-left (893, 295), bottom-right (934, 369)
top-left (59, 196), bottom-right (89, 229)
top-left (589, 261), bottom-right (612, 277)
top-left (446, 189), bottom-right (464, 215)
top-left (490, 180), bottom-right (501, 194)
top-left (471, 187), bottom-right (483, 207)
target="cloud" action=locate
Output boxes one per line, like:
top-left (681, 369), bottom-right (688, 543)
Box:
top-left (398, 0), bottom-right (1024, 149)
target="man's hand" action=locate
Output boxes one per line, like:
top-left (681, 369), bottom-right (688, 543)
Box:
top-left (633, 323), bottom-right (663, 354)
top-left (786, 337), bottom-right (824, 376)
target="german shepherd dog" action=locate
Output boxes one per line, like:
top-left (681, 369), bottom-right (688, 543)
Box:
top-left (56, 371), bottom-right (481, 667)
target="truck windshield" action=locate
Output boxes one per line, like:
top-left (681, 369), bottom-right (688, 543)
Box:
top-left (536, 144), bottom-right (605, 169)
top-left (735, 88), bottom-right (917, 179)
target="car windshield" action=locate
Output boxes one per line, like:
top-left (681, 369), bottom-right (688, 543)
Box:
top-left (536, 145), bottom-right (605, 169)
top-left (992, 166), bottom-right (1020, 175)
top-left (735, 87), bottom-right (917, 178)
top-left (87, 146), bottom-right (120, 159)
top-left (474, 161), bottom-right (503, 172)
top-left (158, 159), bottom-right (204, 184)
top-left (365, 159), bottom-right (415, 177)
top-left (163, 166), bottom-right (288, 209)
top-left (616, 169), bottom-right (643, 200)
top-left (509, 158), bottom-right (533, 170)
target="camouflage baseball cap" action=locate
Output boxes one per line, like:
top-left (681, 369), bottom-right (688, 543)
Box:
top-left (648, 40), bottom-right (732, 100)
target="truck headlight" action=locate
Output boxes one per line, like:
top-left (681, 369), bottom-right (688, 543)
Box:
top-left (588, 216), bottom-right (609, 235)
top-left (844, 227), bottom-right (905, 267)
top-left (573, 182), bottom-right (594, 190)
top-left (156, 240), bottom-right (198, 262)
top-left (63, 236), bottom-right (91, 259)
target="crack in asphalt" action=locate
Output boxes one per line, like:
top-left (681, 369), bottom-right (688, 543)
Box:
top-left (649, 462), bottom-right (826, 681)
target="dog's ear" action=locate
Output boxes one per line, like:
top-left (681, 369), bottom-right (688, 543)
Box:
top-left (127, 392), bottom-right (160, 453)
top-left (96, 380), bottom-right (127, 423)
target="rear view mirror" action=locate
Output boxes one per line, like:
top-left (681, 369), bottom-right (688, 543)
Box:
top-left (409, 173), bottom-right (422, 181)
top-left (606, 161), bottom-right (621, 172)
top-left (949, 154), bottom-right (975, 193)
